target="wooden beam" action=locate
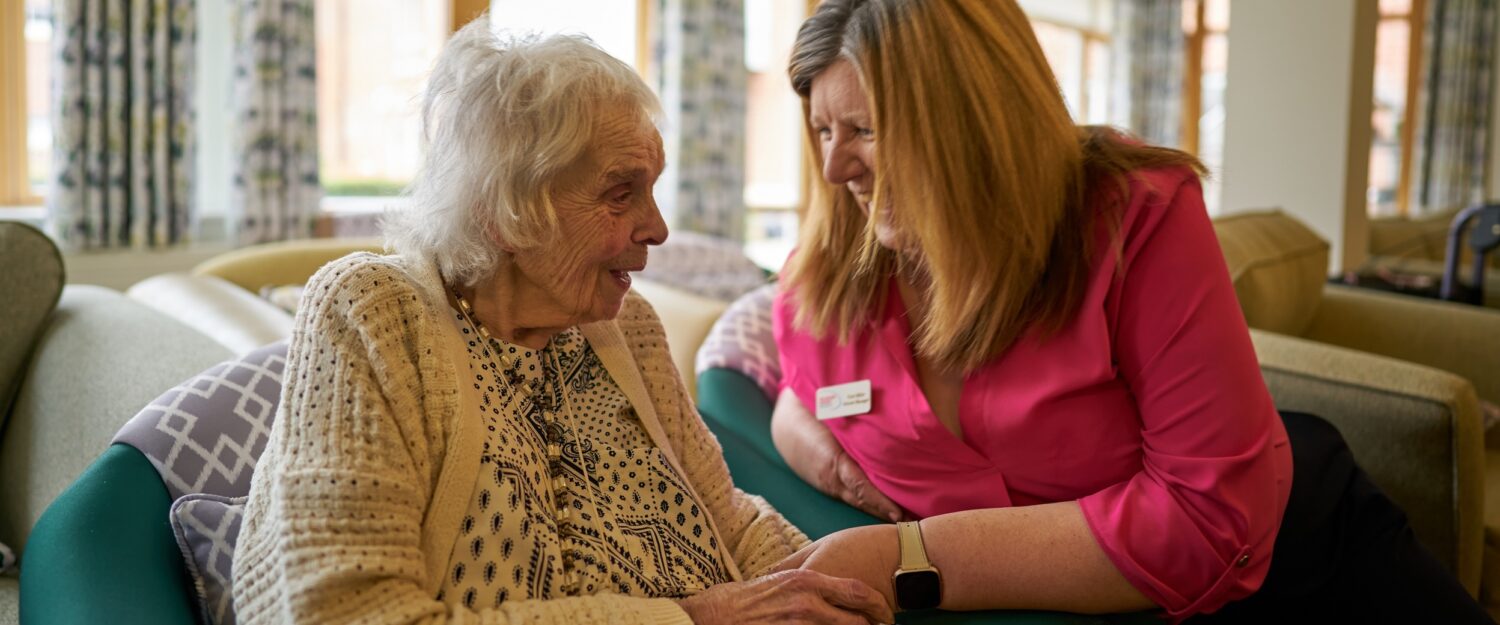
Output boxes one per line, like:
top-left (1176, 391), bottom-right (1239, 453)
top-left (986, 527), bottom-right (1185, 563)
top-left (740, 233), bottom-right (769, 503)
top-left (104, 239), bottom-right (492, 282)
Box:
top-left (1181, 0), bottom-right (1206, 155)
top-left (635, 0), bottom-right (651, 77)
top-left (1396, 0), bottom-right (1425, 216)
top-left (1, 0), bottom-right (30, 204)
top-left (450, 0), bottom-right (488, 33)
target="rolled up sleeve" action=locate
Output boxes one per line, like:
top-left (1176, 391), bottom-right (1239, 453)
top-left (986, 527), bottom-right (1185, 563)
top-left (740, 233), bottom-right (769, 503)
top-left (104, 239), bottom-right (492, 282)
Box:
top-left (1077, 170), bottom-right (1292, 620)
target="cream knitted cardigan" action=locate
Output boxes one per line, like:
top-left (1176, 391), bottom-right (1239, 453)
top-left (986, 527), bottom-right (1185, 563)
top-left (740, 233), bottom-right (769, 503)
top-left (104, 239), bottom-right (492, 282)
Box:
top-left (232, 253), bottom-right (810, 624)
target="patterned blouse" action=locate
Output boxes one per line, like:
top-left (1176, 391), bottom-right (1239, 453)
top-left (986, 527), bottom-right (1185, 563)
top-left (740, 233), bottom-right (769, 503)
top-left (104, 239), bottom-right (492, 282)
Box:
top-left (438, 307), bottom-right (732, 611)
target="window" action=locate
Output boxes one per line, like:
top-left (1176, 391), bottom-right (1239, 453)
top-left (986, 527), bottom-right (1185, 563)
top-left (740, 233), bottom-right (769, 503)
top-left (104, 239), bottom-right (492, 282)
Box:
top-left (314, 0), bottom-right (449, 203)
top-left (1368, 0), bottom-right (1423, 218)
top-left (1026, 1), bottom-right (1113, 125)
top-left (1184, 0), bottom-right (1230, 214)
top-left (742, 0), bottom-right (808, 270)
top-left (314, 0), bottom-right (644, 209)
top-left (0, 0), bottom-right (52, 207)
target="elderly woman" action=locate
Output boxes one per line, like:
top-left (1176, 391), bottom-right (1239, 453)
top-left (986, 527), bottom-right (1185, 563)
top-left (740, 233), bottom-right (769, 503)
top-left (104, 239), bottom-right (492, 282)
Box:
top-left (765, 0), bottom-right (1491, 623)
top-left (231, 22), bottom-right (891, 625)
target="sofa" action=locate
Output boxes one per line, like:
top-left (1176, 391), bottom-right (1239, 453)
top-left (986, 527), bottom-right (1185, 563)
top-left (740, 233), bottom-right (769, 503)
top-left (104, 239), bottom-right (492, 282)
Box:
top-left (5, 217), bottom-right (1494, 623)
top-left (0, 223), bottom-right (237, 625)
top-left (0, 235), bottom-right (748, 625)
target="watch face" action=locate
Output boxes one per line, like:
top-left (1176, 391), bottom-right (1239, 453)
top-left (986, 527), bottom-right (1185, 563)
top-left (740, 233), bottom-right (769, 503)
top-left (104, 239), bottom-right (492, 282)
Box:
top-left (893, 569), bottom-right (942, 611)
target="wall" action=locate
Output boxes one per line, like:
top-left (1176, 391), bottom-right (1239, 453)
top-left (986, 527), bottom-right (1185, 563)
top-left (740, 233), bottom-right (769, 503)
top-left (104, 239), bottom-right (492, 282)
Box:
top-left (1219, 0), bottom-right (1377, 273)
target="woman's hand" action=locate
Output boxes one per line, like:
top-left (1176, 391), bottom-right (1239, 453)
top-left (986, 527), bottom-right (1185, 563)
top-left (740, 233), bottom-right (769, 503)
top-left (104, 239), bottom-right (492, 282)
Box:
top-left (675, 569), bottom-right (894, 624)
top-left (771, 524), bottom-right (902, 613)
top-left (771, 389), bottom-right (907, 522)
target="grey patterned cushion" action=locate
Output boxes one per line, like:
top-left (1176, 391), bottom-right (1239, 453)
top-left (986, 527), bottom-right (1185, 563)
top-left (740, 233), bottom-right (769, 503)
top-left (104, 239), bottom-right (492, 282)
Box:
top-left (695, 284), bottom-right (782, 399)
top-left (170, 494), bottom-right (245, 625)
top-left (112, 341), bottom-right (286, 625)
top-left (112, 341), bottom-right (287, 500)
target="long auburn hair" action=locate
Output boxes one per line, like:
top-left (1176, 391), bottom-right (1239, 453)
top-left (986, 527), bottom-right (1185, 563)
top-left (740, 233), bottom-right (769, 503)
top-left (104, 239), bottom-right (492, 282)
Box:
top-left (784, 0), bottom-right (1205, 373)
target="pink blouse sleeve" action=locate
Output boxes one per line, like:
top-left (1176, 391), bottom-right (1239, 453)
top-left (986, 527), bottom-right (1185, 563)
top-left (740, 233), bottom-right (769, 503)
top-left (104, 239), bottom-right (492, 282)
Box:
top-left (1076, 170), bottom-right (1292, 620)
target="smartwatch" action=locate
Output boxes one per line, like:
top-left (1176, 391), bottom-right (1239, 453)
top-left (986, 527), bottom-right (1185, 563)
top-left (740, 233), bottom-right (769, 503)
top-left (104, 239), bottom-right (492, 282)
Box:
top-left (892, 521), bottom-right (943, 610)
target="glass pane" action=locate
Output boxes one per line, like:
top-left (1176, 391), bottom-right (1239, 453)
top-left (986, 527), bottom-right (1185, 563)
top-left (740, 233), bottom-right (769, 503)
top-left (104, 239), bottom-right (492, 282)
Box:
top-left (1380, 0), bottom-right (1413, 16)
top-left (24, 0), bottom-right (53, 197)
top-left (743, 0), bottom-right (806, 270)
top-left (1367, 144), bottom-right (1402, 217)
top-left (744, 0), bottom-right (804, 210)
top-left (489, 0), bottom-right (639, 68)
top-left (1199, 33), bottom-right (1229, 214)
top-left (316, 0), bottom-right (448, 197)
top-left (1085, 38), bottom-right (1111, 124)
top-left (1031, 21), bottom-right (1087, 121)
top-left (1204, 0), bottom-right (1230, 32)
top-left (1368, 17), bottom-right (1411, 215)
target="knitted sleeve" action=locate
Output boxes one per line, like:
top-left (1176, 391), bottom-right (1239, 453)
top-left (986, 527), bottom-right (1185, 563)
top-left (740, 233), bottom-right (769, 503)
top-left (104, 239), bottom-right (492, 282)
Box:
top-left (618, 292), bottom-right (812, 579)
top-left (232, 255), bottom-right (692, 625)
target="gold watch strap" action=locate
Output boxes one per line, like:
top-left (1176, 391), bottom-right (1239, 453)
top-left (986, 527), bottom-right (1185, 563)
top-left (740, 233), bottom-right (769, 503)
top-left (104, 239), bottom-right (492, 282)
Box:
top-left (896, 521), bottom-right (932, 571)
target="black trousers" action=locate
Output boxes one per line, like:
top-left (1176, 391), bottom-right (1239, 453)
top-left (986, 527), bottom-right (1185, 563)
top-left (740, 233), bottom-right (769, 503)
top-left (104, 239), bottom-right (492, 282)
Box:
top-left (1186, 412), bottom-right (1492, 623)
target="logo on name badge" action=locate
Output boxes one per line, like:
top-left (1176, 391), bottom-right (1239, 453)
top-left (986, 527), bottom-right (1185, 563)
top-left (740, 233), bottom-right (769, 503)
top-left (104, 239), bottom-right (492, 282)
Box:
top-left (815, 380), bottom-right (872, 420)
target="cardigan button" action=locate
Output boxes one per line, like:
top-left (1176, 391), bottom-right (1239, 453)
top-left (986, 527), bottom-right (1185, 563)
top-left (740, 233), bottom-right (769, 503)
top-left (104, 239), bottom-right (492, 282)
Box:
top-left (1235, 553), bottom-right (1251, 568)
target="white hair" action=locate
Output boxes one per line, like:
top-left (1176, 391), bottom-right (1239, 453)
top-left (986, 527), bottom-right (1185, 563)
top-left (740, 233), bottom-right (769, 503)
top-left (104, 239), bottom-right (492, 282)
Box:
top-left (383, 19), bottom-right (661, 286)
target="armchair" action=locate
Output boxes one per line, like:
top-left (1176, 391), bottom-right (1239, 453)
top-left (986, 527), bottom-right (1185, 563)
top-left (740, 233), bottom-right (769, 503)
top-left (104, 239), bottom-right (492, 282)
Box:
top-left (1214, 210), bottom-right (1499, 612)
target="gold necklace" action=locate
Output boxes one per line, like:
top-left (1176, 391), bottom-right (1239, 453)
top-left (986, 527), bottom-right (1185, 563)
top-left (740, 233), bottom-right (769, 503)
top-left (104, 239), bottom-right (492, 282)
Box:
top-left (451, 288), bottom-right (608, 597)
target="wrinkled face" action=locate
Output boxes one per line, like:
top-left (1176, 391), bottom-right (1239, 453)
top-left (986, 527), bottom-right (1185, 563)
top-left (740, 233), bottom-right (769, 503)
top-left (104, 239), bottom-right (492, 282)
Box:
top-left (512, 106), bottom-right (669, 323)
top-left (809, 59), bottom-right (903, 252)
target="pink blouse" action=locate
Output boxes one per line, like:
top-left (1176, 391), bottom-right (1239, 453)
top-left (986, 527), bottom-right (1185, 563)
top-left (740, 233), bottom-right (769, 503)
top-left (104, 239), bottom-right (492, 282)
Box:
top-left (773, 167), bottom-right (1292, 620)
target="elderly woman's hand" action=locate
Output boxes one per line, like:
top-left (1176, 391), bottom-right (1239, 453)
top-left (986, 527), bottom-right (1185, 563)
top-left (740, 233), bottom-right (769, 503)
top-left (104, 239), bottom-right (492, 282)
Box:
top-left (769, 525), bottom-right (901, 615)
top-left (676, 569), bottom-right (894, 624)
top-left (771, 389), bottom-right (907, 523)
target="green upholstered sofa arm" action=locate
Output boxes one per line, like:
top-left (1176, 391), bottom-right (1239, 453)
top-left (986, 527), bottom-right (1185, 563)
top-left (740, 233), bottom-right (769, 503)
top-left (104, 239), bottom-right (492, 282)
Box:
top-left (20, 444), bottom-right (198, 625)
top-left (1307, 284), bottom-right (1500, 405)
top-left (695, 368), bottom-right (1158, 624)
top-left (1250, 329), bottom-right (1484, 596)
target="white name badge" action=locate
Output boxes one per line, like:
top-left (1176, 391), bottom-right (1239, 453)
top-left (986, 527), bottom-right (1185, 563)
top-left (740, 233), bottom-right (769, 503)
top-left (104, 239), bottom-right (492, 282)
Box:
top-left (815, 380), bottom-right (873, 420)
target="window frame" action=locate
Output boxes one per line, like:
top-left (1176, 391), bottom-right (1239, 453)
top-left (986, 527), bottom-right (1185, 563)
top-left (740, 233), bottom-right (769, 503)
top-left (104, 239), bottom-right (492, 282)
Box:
top-left (1, 0), bottom-right (43, 207)
top-left (1390, 0), bottom-right (1425, 218)
top-left (1180, 0), bottom-right (1228, 157)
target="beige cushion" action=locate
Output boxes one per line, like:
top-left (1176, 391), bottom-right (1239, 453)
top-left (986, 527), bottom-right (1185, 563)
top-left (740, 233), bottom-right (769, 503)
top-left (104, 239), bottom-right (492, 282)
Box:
top-left (1213, 210), bottom-right (1330, 336)
top-left (192, 237), bottom-right (384, 293)
top-left (631, 279), bottom-right (728, 401)
top-left (127, 274), bottom-right (295, 354)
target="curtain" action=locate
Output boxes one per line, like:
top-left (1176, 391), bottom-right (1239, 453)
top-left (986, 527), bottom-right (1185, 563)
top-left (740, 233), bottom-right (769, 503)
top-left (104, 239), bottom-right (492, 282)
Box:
top-left (230, 0), bottom-right (319, 245)
top-left (655, 0), bottom-right (747, 242)
top-left (49, 0), bottom-right (196, 250)
top-left (1411, 0), bottom-right (1496, 216)
top-left (1110, 0), bottom-right (1183, 148)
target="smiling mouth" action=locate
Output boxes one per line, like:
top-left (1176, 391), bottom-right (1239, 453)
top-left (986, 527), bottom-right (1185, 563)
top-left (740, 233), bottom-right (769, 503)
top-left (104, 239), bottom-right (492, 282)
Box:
top-left (608, 269), bottom-right (637, 289)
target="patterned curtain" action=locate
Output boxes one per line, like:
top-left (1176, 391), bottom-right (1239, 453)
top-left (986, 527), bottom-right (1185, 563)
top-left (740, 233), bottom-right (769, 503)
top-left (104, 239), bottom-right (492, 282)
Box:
top-left (655, 0), bottom-right (747, 242)
top-left (1110, 0), bottom-right (1182, 147)
top-left (49, 0), bottom-right (196, 250)
top-left (231, 0), bottom-right (319, 245)
top-left (1411, 0), bottom-right (1496, 216)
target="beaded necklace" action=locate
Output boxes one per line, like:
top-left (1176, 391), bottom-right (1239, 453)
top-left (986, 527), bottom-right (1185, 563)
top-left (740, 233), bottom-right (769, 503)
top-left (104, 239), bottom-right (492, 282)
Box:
top-left (452, 288), bottom-right (610, 597)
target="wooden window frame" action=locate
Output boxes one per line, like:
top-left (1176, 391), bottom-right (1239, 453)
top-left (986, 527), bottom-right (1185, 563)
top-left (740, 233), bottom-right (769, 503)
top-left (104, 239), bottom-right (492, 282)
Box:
top-left (1, 0), bottom-right (43, 206)
top-left (1390, 0), bottom-right (1425, 217)
top-left (1180, 0), bottom-right (1228, 157)
top-left (1029, 15), bottom-right (1111, 122)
